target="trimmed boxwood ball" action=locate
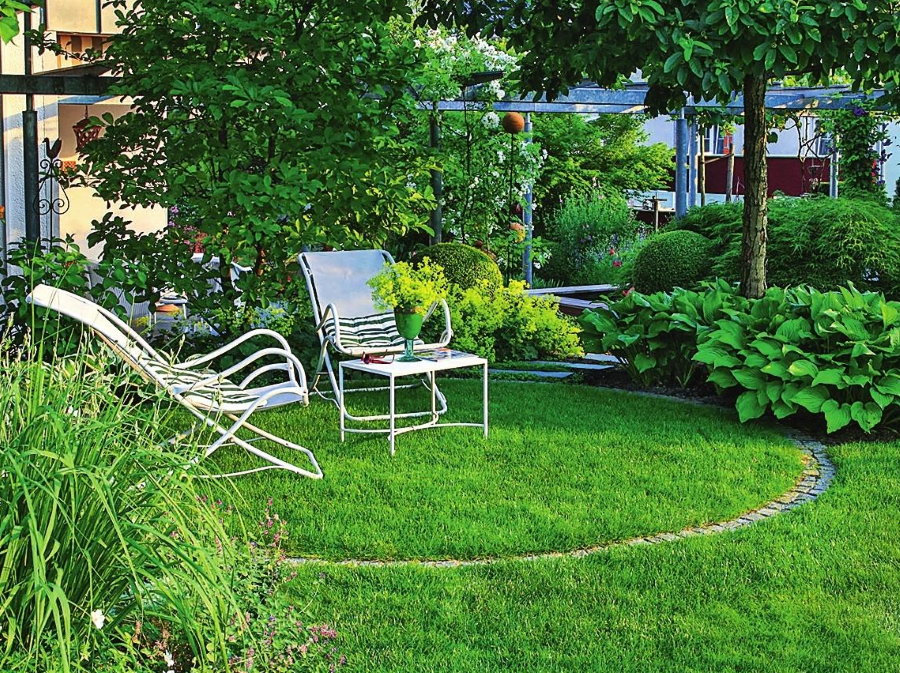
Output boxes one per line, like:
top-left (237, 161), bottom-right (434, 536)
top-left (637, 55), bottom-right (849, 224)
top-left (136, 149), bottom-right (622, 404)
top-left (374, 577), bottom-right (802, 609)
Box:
top-left (632, 230), bottom-right (713, 293)
top-left (413, 243), bottom-right (503, 292)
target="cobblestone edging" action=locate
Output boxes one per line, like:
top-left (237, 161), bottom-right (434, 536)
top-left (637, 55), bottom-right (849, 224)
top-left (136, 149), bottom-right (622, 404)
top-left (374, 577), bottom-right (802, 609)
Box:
top-left (286, 431), bottom-right (834, 569)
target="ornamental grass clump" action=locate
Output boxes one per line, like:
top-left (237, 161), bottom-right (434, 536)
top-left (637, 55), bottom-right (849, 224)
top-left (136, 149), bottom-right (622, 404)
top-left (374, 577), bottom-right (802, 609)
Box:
top-left (0, 338), bottom-right (344, 672)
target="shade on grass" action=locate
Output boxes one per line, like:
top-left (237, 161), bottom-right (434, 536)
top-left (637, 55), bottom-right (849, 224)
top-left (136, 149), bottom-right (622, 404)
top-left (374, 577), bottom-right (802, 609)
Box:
top-left (211, 381), bottom-right (801, 560)
top-left (283, 439), bottom-right (900, 672)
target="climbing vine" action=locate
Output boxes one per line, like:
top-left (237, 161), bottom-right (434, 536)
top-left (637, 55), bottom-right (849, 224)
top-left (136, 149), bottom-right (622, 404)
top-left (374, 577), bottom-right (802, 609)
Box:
top-left (821, 101), bottom-right (893, 201)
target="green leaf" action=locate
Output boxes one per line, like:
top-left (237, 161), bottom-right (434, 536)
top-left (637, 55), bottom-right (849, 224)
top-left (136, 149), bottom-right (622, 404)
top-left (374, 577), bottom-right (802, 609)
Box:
top-left (787, 359), bottom-right (818, 379)
top-left (633, 353), bottom-right (657, 374)
top-left (822, 399), bottom-right (852, 433)
top-left (791, 385), bottom-right (829, 413)
top-left (735, 390), bottom-right (767, 422)
top-left (850, 401), bottom-right (882, 433)
top-left (811, 368), bottom-right (843, 386)
top-left (874, 374), bottom-right (900, 396)
top-left (732, 368), bottom-right (765, 390)
top-left (707, 368), bottom-right (738, 389)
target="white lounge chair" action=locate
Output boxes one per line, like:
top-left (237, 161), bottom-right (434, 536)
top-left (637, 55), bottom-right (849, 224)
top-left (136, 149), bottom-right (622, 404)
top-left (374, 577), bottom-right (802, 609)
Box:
top-left (26, 284), bottom-right (322, 480)
top-left (298, 250), bottom-right (453, 416)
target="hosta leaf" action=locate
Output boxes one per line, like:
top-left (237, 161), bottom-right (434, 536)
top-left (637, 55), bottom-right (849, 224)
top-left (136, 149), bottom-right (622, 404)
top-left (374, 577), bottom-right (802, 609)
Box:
top-left (765, 381), bottom-right (782, 403)
top-left (881, 302), bottom-right (899, 328)
top-left (874, 374), bottom-right (900, 396)
top-left (693, 347), bottom-right (741, 368)
top-left (850, 401), bottom-right (883, 432)
top-left (707, 368), bottom-right (738, 389)
top-left (732, 368), bottom-right (766, 390)
top-left (870, 388), bottom-right (893, 409)
top-left (761, 360), bottom-right (788, 378)
top-left (751, 338), bottom-right (781, 358)
top-left (791, 385), bottom-right (829, 413)
top-left (735, 390), bottom-right (767, 422)
top-left (772, 399), bottom-right (797, 419)
top-left (787, 359), bottom-right (818, 379)
top-left (822, 399), bottom-right (852, 433)
top-left (811, 368), bottom-right (843, 386)
top-left (775, 318), bottom-right (811, 342)
top-left (633, 353), bottom-right (657, 374)
top-left (710, 320), bottom-right (745, 349)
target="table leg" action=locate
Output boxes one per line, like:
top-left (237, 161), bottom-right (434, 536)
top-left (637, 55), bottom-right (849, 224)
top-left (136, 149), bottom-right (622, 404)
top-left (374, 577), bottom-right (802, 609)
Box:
top-left (430, 370), bottom-right (437, 423)
top-left (483, 362), bottom-right (489, 438)
top-left (389, 373), bottom-right (396, 456)
top-left (339, 364), bottom-right (345, 442)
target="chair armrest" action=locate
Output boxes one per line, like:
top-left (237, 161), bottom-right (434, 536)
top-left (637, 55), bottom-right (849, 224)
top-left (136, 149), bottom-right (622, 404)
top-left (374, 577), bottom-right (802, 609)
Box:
top-left (423, 298), bottom-right (453, 346)
top-left (172, 347), bottom-right (307, 394)
top-left (175, 329), bottom-right (292, 369)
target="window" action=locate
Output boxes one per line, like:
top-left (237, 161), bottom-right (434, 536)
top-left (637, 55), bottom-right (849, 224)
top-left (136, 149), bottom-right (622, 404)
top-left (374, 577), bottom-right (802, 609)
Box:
top-left (704, 125), bottom-right (733, 155)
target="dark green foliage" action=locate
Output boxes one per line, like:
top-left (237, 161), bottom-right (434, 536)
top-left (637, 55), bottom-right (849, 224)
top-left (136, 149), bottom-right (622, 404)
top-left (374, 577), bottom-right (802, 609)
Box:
top-left (579, 279), bottom-right (742, 388)
top-left (632, 230), bottom-right (713, 293)
top-left (697, 284), bottom-right (900, 433)
top-left (671, 197), bottom-right (900, 296)
top-left (581, 281), bottom-right (900, 433)
top-left (413, 243), bottom-right (503, 292)
top-left (540, 194), bottom-right (639, 286)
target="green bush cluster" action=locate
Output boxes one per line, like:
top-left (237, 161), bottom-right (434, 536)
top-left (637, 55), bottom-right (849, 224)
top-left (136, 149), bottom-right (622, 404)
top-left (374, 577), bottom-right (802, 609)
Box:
top-left (580, 282), bottom-right (900, 433)
top-left (437, 281), bottom-right (583, 362)
top-left (540, 195), bottom-right (639, 286)
top-left (697, 284), bottom-right (900, 433)
top-left (631, 230), bottom-right (713, 293)
top-left (412, 243), bottom-right (503, 292)
top-left (580, 279), bottom-right (742, 388)
top-left (672, 197), bottom-right (900, 296)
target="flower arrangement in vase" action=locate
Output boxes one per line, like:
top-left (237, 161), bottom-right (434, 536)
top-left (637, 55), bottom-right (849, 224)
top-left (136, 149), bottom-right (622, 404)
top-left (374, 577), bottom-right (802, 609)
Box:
top-left (368, 258), bottom-right (448, 361)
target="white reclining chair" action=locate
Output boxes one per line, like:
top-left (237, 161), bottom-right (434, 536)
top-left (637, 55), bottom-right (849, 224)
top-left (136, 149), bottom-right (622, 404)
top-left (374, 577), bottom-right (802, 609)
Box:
top-left (298, 250), bottom-right (453, 417)
top-left (27, 284), bottom-right (322, 480)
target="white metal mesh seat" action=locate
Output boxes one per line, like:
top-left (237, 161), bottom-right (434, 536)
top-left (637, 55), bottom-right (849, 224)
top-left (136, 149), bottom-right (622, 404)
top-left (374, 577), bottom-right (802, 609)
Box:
top-left (26, 284), bottom-right (322, 479)
top-left (298, 250), bottom-right (452, 414)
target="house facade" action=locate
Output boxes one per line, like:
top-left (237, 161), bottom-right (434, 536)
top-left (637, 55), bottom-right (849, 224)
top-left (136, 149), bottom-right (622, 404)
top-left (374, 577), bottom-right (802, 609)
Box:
top-left (1, 1), bottom-right (165, 260)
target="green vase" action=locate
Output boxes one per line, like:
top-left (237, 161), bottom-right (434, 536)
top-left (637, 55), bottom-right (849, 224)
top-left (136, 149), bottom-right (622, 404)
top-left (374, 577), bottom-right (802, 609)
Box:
top-left (394, 308), bottom-right (424, 362)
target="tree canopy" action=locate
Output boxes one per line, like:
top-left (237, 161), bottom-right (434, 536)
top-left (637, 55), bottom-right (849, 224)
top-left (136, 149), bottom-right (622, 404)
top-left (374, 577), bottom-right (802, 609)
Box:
top-left (422, 0), bottom-right (900, 296)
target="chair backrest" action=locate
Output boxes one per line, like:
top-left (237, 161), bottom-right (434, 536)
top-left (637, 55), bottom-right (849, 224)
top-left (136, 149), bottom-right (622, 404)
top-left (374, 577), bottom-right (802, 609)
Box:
top-left (299, 250), bottom-right (395, 322)
top-left (26, 284), bottom-right (164, 368)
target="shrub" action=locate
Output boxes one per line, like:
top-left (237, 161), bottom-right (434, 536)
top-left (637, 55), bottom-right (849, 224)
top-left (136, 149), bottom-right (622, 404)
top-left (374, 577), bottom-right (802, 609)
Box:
top-left (579, 280), bottom-right (745, 388)
top-left (541, 195), bottom-right (639, 286)
top-left (437, 281), bottom-right (583, 361)
top-left (413, 243), bottom-right (503, 292)
top-left (696, 284), bottom-right (900, 433)
top-left (632, 230), bottom-right (713, 293)
top-left (671, 197), bottom-right (900, 296)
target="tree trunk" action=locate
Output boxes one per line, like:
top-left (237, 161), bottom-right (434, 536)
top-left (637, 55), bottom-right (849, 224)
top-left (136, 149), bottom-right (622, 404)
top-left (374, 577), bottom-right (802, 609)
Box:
top-left (740, 74), bottom-right (768, 298)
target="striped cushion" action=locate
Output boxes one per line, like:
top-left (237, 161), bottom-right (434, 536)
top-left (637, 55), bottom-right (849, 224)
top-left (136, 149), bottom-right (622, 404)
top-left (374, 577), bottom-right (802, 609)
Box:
top-left (139, 357), bottom-right (259, 406)
top-left (329, 312), bottom-right (407, 350)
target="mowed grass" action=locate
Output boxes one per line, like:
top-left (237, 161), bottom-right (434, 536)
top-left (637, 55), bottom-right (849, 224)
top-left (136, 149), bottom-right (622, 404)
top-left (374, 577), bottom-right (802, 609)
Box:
top-left (209, 380), bottom-right (802, 560)
top-left (284, 439), bottom-right (900, 672)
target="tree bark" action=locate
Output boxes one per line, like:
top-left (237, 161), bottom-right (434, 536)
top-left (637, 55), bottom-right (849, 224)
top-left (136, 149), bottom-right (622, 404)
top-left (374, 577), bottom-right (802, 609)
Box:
top-left (740, 74), bottom-right (768, 298)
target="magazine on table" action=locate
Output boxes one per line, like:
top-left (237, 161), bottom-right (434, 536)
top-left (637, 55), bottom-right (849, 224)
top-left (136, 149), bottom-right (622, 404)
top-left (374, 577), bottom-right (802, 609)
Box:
top-left (415, 348), bottom-right (473, 362)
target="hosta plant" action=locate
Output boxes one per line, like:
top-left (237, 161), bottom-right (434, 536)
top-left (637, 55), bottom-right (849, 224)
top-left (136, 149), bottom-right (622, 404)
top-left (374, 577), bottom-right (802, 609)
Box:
top-left (695, 284), bottom-right (900, 433)
top-left (579, 280), bottom-right (746, 388)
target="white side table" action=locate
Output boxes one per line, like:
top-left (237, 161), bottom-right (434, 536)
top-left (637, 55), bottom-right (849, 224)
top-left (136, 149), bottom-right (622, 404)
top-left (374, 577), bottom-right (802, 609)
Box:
top-left (339, 352), bottom-right (489, 455)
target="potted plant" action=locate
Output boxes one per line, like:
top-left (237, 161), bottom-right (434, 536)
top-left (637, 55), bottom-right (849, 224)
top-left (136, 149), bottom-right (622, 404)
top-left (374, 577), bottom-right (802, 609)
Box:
top-left (368, 258), bottom-right (448, 361)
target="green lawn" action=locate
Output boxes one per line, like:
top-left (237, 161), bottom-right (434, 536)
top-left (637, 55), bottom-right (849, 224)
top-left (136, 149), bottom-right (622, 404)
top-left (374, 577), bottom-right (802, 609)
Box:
top-left (282, 438), bottom-right (900, 672)
top-left (211, 380), bottom-right (802, 560)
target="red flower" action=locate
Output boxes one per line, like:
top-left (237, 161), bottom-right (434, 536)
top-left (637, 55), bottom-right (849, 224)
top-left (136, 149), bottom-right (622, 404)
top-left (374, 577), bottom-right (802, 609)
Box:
top-left (613, 260), bottom-right (622, 268)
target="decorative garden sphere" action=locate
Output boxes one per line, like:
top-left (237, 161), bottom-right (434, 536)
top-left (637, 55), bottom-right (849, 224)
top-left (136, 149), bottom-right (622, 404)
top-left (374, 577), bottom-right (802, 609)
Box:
top-left (501, 112), bottom-right (525, 134)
